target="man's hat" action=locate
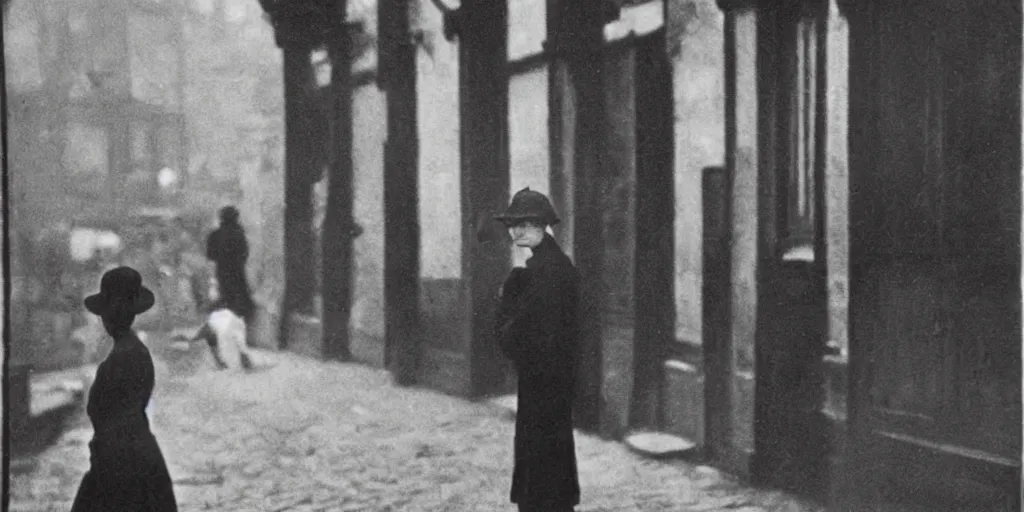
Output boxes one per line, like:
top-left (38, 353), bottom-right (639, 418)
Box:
top-left (219, 205), bottom-right (240, 224)
top-left (84, 266), bottom-right (155, 316)
top-left (494, 187), bottom-right (560, 227)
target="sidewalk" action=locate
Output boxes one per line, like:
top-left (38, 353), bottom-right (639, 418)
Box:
top-left (9, 338), bottom-right (826, 512)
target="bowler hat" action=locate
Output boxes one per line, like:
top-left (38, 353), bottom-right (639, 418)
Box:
top-left (84, 266), bottom-right (155, 316)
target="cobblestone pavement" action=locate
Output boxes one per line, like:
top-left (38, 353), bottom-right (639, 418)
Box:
top-left (10, 335), bottom-right (826, 512)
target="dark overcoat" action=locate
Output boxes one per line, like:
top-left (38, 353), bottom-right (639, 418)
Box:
top-left (71, 333), bottom-right (177, 512)
top-left (205, 221), bottom-right (255, 322)
top-left (495, 233), bottom-right (582, 509)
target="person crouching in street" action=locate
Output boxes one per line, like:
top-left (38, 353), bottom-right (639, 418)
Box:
top-left (493, 187), bottom-right (582, 512)
top-left (71, 266), bottom-right (178, 512)
top-left (182, 301), bottom-right (255, 371)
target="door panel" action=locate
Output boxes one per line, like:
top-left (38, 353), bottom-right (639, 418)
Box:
top-left (850, 2), bottom-right (1023, 506)
top-left (859, 9), bottom-right (943, 258)
top-left (946, 266), bottom-right (1021, 459)
top-left (863, 263), bottom-right (943, 433)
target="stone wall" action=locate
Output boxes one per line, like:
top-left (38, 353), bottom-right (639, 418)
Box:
top-left (413, 0), bottom-right (464, 280)
top-left (350, 85), bottom-right (387, 350)
top-left (669, 0), bottom-right (726, 345)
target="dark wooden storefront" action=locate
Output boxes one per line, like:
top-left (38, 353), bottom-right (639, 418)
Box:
top-left (660, 0), bottom-right (1022, 508)
top-left (837, 0), bottom-right (1022, 508)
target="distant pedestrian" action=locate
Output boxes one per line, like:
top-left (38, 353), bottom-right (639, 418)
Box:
top-left (71, 266), bottom-right (178, 512)
top-left (205, 206), bottom-right (257, 343)
top-left (493, 187), bottom-right (582, 512)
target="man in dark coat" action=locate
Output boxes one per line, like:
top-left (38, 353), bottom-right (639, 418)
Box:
top-left (205, 206), bottom-right (256, 331)
top-left (494, 187), bottom-right (581, 512)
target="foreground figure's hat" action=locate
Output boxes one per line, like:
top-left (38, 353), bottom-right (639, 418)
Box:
top-left (219, 205), bottom-right (240, 223)
top-left (84, 266), bottom-right (155, 316)
top-left (495, 187), bottom-right (560, 226)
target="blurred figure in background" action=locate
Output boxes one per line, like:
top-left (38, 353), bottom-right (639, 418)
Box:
top-left (205, 206), bottom-right (257, 345)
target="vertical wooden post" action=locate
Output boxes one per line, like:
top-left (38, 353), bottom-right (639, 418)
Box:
top-left (546, 0), bottom-right (572, 253)
top-left (1018, 6), bottom-right (1023, 509)
top-left (379, 0), bottom-right (421, 386)
top-left (549, 0), bottom-right (608, 433)
top-left (702, 165), bottom-right (732, 462)
top-left (322, 12), bottom-right (356, 361)
top-left (716, 0), bottom-right (759, 476)
top-left (630, 28), bottom-right (675, 431)
top-left (459, 0), bottom-right (511, 398)
top-left (0, 23), bottom-right (11, 506)
top-left (275, 24), bottom-right (322, 348)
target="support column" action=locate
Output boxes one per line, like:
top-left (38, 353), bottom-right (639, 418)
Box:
top-left (545, 1), bottom-right (573, 253)
top-left (322, 14), bottom-right (357, 361)
top-left (716, 0), bottom-right (759, 476)
top-left (459, 0), bottom-right (511, 398)
top-left (274, 22), bottom-right (323, 348)
top-left (548, 0), bottom-right (609, 433)
top-left (378, 0), bottom-right (421, 386)
top-left (630, 28), bottom-right (675, 432)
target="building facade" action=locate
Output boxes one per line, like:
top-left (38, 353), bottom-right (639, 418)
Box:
top-left (5, 0), bottom-right (188, 369)
top-left (257, 0), bottom-right (1022, 509)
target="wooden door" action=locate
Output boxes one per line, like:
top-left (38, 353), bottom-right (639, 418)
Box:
top-left (633, 28), bottom-right (676, 431)
top-left (850, 3), bottom-right (1022, 507)
top-left (856, 1), bottom-right (946, 440)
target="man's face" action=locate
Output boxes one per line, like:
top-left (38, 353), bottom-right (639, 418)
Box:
top-left (508, 220), bottom-right (545, 248)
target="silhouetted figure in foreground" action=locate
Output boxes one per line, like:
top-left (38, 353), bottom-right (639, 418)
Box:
top-left (71, 267), bottom-right (177, 512)
top-left (205, 206), bottom-right (256, 340)
top-left (494, 187), bottom-right (582, 512)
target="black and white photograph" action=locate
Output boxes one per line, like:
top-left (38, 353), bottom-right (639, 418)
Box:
top-left (2, 0), bottom-right (1021, 509)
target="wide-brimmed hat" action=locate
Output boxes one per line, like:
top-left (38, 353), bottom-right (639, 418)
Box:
top-left (494, 187), bottom-right (560, 227)
top-left (84, 266), bottom-right (155, 316)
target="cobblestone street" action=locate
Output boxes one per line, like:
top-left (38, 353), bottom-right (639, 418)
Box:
top-left (10, 335), bottom-right (826, 512)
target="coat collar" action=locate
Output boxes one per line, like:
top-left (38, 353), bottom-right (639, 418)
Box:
top-left (525, 233), bottom-right (560, 269)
